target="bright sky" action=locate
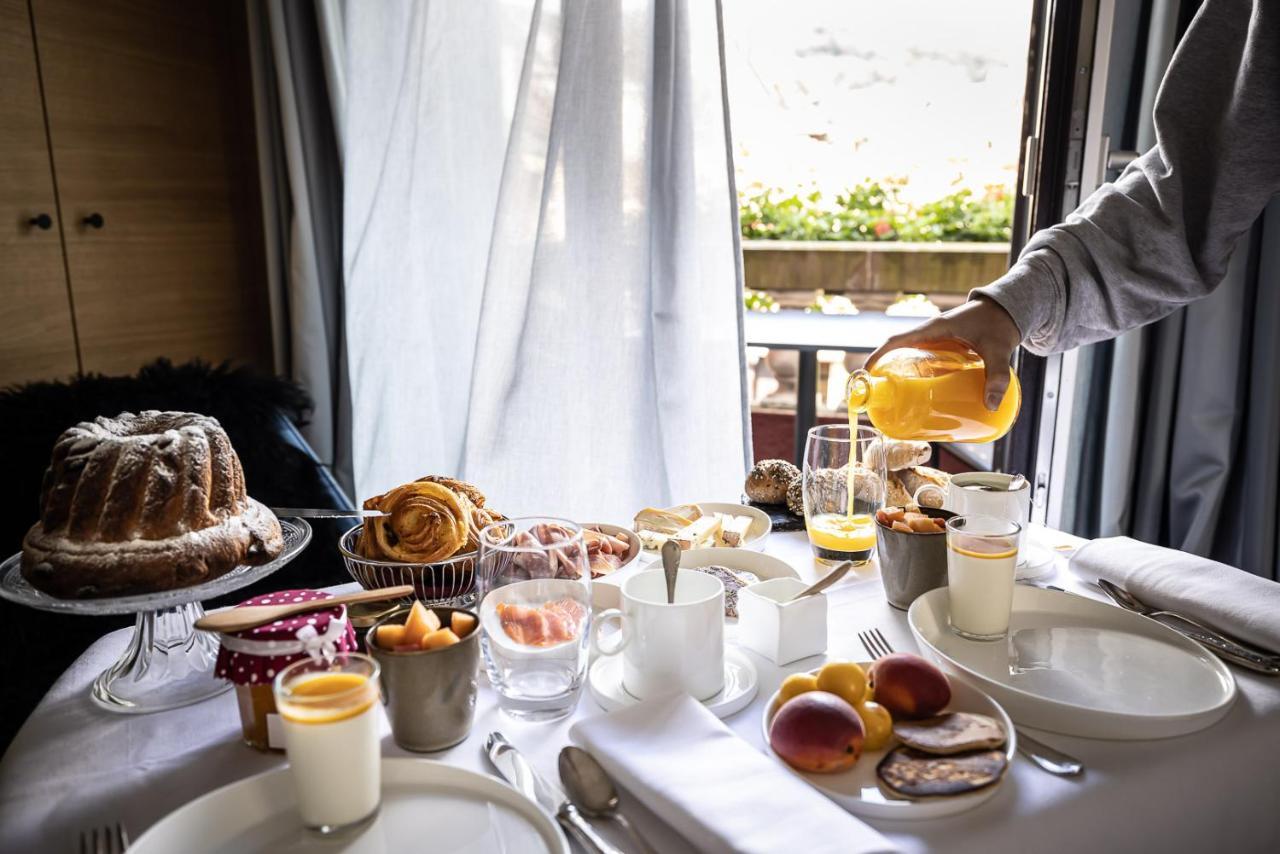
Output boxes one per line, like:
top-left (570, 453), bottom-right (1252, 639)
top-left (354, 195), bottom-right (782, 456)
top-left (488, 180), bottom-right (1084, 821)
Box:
top-left (722, 0), bottom-right (1034, 203)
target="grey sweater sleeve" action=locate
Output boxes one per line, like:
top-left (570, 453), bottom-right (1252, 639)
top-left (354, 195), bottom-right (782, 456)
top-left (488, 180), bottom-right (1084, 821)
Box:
top-left (974, 0), bottom-right (1280, 356)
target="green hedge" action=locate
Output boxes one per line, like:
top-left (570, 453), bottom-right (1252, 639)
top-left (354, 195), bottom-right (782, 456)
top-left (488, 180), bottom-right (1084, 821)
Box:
top-left (740, 183), bottom-right (1013, 243)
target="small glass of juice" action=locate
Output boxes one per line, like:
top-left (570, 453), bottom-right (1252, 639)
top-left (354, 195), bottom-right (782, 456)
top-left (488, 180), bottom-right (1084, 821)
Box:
top-left (802, 424), bottom-right (885, 565)
top-left (945, 515), bottom-right (1023, 641)
top-left (274, 653), bottom-right (382, 834)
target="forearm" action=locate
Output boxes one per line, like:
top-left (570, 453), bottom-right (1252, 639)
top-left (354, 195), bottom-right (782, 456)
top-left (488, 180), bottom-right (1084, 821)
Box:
top-left (976, 0), bottom-right (1280, 355)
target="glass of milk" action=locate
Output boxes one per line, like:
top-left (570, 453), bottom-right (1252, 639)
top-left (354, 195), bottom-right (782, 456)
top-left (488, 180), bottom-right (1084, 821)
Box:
top-left (945, 515), bottom-right (1023, 641)
top-left (274, 653), bottom-right (382, 834)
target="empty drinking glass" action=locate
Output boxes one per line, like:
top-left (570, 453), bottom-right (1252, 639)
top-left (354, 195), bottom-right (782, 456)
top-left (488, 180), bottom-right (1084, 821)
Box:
top-left (478, 517), bottom-right (591, 721)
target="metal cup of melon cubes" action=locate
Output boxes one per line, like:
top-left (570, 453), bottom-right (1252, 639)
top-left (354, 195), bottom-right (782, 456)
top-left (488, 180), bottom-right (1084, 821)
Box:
top-left (367, 607), bottom-right (480, 751)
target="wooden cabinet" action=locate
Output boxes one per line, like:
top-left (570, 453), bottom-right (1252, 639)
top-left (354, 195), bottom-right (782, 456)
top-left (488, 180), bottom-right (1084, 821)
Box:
top-left (0, 0), bottom-right (79, 386)
top-left (0, 0), bottom-right (269, 385)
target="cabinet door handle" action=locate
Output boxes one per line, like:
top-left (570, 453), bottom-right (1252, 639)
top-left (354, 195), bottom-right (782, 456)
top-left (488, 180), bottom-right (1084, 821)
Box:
top-left (28, 213), bottom-right (53, 230)
top-left (82, 212), bottom-right (105, 229)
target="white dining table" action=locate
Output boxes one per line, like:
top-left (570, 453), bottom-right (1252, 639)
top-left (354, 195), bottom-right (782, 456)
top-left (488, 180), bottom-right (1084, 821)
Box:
top-left (2, 526), bottom-right (1279, 853)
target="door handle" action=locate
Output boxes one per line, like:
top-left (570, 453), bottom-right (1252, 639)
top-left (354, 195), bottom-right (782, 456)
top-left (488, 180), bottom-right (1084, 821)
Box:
top-left (28, 213), bottom-right (53, 230)
top-left (82, 212), bottom-right (105, 229)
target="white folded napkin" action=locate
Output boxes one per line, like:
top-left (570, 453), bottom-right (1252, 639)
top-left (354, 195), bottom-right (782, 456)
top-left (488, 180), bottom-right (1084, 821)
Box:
top-left (1070, 536), bottom-right (1280, 652)
top-left (569, 694), bottom-right (896, 854)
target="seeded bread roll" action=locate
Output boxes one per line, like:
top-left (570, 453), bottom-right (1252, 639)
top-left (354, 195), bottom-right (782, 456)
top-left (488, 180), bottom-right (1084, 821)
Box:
top-left (745, 459), bottom-right (800, 505)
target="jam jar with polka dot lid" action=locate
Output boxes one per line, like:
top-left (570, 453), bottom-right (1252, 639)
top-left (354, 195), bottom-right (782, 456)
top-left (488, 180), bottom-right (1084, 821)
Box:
top-left (215, 589), bottom-right (358, 751)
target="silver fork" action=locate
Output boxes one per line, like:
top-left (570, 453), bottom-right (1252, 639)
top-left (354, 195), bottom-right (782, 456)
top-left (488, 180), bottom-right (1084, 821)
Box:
top-left (856, 627), bottom-right (1084, 777)
top-left (858, 627), bottom-right (894, 660)
top-left (79, 823), bottom-right (129, 854)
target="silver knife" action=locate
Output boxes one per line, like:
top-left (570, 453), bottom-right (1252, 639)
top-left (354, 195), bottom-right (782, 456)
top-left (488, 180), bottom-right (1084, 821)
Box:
top-left (269, 507), bottom-right (387, 519)
top-left (486, 732), bottom-right (625, 854)
top-left (1098, 580), bottom-right (1280, 675)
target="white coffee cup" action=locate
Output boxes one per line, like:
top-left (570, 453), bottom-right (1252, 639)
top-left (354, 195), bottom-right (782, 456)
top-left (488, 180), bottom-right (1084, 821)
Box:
top-left (913, 472), bottom-right (1030, 525)
top-left (591, 569), bottom-right (725, 701)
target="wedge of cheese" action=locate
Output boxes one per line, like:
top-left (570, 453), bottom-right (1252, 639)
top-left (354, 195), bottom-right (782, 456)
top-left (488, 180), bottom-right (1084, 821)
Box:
top-left (717, 513), bottom-right (754, 547)
top-left (634, 506), bottom-right (695, 535)
top-left (675, 515), bottom-right (722, 550)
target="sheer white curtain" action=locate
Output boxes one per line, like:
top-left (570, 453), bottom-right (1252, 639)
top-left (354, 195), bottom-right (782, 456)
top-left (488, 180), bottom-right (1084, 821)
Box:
top-left (342, 0), bottom-right (750, 520)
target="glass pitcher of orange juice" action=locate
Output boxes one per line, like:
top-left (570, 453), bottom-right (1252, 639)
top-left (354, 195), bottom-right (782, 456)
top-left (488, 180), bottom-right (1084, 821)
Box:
top-left (846, 346), bottom-right (1020, 443)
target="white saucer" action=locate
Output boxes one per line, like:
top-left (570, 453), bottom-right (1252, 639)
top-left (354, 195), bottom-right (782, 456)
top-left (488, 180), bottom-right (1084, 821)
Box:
top-left (1015, 543), bottom-right (1055, 579)
top-left (588, 647), bottom-right (759, 718)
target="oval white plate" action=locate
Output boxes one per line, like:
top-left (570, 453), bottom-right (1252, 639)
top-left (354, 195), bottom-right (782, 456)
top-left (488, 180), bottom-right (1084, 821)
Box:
top-left (761, 664), bottom-right (1016, 820)
top-left (908, 586), bottom-right (1237, 739)
top-left (130, 758), bottom-right (569, 853)
top-left (590, 646), bottom-right (759, 719)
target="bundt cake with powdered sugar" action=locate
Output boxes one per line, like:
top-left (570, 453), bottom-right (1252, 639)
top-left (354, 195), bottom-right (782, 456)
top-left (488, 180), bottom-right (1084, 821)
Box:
top-left (21, 411), bottom-right (283, 598)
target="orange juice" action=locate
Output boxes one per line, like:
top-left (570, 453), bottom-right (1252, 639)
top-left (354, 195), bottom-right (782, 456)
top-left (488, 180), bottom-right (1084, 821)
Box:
top-left (848, 347), bottom-right (1020, 443)
top-left (807, 512), bottom-right (877, 563)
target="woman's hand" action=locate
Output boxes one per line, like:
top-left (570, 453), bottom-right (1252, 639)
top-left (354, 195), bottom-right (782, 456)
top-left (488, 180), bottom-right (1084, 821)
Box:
top-left (866, 297), bottom-right (1023, 411)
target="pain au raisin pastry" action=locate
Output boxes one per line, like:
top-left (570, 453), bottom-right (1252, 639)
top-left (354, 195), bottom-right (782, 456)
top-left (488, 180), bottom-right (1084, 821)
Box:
top-left (21, 411), bottom-right (283, 599)
top-left (357, 476), bottom-right (503, 562)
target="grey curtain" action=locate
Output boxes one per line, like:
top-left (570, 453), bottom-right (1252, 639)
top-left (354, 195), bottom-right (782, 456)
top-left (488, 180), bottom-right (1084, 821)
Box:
top-left (1062, 0), bottom-right (1280, 580)
top-left (247, 0), bottom-right (354, 500)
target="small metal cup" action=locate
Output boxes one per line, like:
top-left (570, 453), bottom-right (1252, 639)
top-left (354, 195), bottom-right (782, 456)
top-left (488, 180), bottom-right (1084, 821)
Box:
top-left (366, 606), bottom-right (480, 752)
top-left (876, 507), bottom-right (956, 610)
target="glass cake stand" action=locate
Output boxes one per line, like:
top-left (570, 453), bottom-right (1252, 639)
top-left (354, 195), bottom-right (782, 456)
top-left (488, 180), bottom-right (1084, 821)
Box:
top-left (0, 518), bottom-right (311, 714)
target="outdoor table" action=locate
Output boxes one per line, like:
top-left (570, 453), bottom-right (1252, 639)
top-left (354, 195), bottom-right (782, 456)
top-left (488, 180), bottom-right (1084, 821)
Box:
top-left (2, 527), bottom-right (1278, 853)
top-left (744, 310), bottom-right (920, 462)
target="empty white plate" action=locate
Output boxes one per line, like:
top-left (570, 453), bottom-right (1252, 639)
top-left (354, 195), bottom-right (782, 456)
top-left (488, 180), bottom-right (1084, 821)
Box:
top-left (589, 646), bottom-right (759, 718)
top-left (909, 586), bottom-right (1237, 739)
top-left (130, 759), bottom-right (568, 853)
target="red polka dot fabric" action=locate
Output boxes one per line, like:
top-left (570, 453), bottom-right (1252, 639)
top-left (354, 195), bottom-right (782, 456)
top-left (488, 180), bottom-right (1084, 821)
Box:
top-left (213, 589), bottom-right (357, 687)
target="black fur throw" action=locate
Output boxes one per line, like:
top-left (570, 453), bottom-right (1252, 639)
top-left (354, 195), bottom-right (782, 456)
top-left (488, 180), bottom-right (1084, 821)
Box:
top-left (0, 359), bottom-right (353, 750)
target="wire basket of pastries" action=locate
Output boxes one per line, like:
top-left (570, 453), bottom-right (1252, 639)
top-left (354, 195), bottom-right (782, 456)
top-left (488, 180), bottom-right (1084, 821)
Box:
top-left (339, 476), bottom-right (503, 607)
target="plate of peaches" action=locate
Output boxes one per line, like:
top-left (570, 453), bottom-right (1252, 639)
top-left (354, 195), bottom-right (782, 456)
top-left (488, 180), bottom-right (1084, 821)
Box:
top-left (761, 653), bottom-right (1016, 820)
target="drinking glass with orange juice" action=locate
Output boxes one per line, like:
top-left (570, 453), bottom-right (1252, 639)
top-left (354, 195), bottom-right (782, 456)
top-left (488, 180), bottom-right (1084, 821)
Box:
top-left (847, 346), bottom-right (1021, 442)
top-left (274, 653), bottom-right (382, 834)
top-left (801, 425), bottom-right (885, 565)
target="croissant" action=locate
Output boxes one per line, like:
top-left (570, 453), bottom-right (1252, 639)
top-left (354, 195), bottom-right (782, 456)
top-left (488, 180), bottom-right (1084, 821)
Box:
top-left (360, 481), bottom-right (469, 563)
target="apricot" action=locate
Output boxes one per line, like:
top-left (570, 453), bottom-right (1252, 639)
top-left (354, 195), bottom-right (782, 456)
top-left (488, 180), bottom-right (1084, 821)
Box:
top-left (869, 653), bottom-right (950, 719)
top-left (815, 660), bottom-right (867, 707)
top-left (778, 673), bottom-right (819, 705)
top-left (855, 700), bottom-right (894, 751)
top-left (769, 691), bottom-right (864, 773)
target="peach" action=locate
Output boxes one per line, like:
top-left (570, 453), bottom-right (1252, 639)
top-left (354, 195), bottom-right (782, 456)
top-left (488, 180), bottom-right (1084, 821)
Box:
top-left (450, 611), bottom-right (477, 638)
top-left (769, 692), bottom-right (864, 773)
top-left (869, 653), bottom-right (950, 719)
top-left (421, 628), bottom-right (461, 651)
top-left (403, 601), bottom-right (442, 646)
top-left (373, 623), bottom-right (406, 649)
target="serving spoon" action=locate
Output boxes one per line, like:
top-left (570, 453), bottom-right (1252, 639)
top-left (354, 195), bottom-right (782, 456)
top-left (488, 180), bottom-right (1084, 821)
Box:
top-left (559, 746), bottom-right (651, 854)
top-left (194, 585), bottom-right (415, 634)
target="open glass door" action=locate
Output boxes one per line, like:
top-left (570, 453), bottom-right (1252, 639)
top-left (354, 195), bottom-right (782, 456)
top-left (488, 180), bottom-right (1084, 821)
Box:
top-left (996, 0), bottom-right (1118, 523)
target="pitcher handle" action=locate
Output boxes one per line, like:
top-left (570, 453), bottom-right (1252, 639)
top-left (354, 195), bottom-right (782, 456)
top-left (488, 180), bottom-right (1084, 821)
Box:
top-left (591, 609), bottom-right (629, 657)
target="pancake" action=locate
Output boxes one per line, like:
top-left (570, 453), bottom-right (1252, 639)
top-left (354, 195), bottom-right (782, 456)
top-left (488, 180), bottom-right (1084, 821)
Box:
top-left (877, 747), bottom-right (1007, 799)
top-left (893, 712), bottom-right (1006, 755)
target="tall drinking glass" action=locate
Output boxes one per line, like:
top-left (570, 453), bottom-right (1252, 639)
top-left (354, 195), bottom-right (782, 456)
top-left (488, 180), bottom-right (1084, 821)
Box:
top-left (273, 653), bottom-right (381, 834)
top-left (478, 517), bottom-right (591, 721)
top-left (802, 424), bottom-right (885, 565)
top-left (945, 515), bottom-right (1023, 640)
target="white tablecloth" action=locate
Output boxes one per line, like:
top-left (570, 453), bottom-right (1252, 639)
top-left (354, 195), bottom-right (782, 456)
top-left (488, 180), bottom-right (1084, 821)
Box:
top-left (3, 528), bottom-right (1279, 853)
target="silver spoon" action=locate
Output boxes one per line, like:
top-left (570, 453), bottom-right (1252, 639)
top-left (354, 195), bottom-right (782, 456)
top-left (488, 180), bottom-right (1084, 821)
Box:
top-left (788, 561), bottom-right (853, 602)
top-left (661, 540), bottom-right (680, 604)
top-left (559, 746), bottom-right (651, 853)
top-left (1015, 728), bottom-right (1084, 776)
top-left (1007, 473), bottom-right (1027, 491)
